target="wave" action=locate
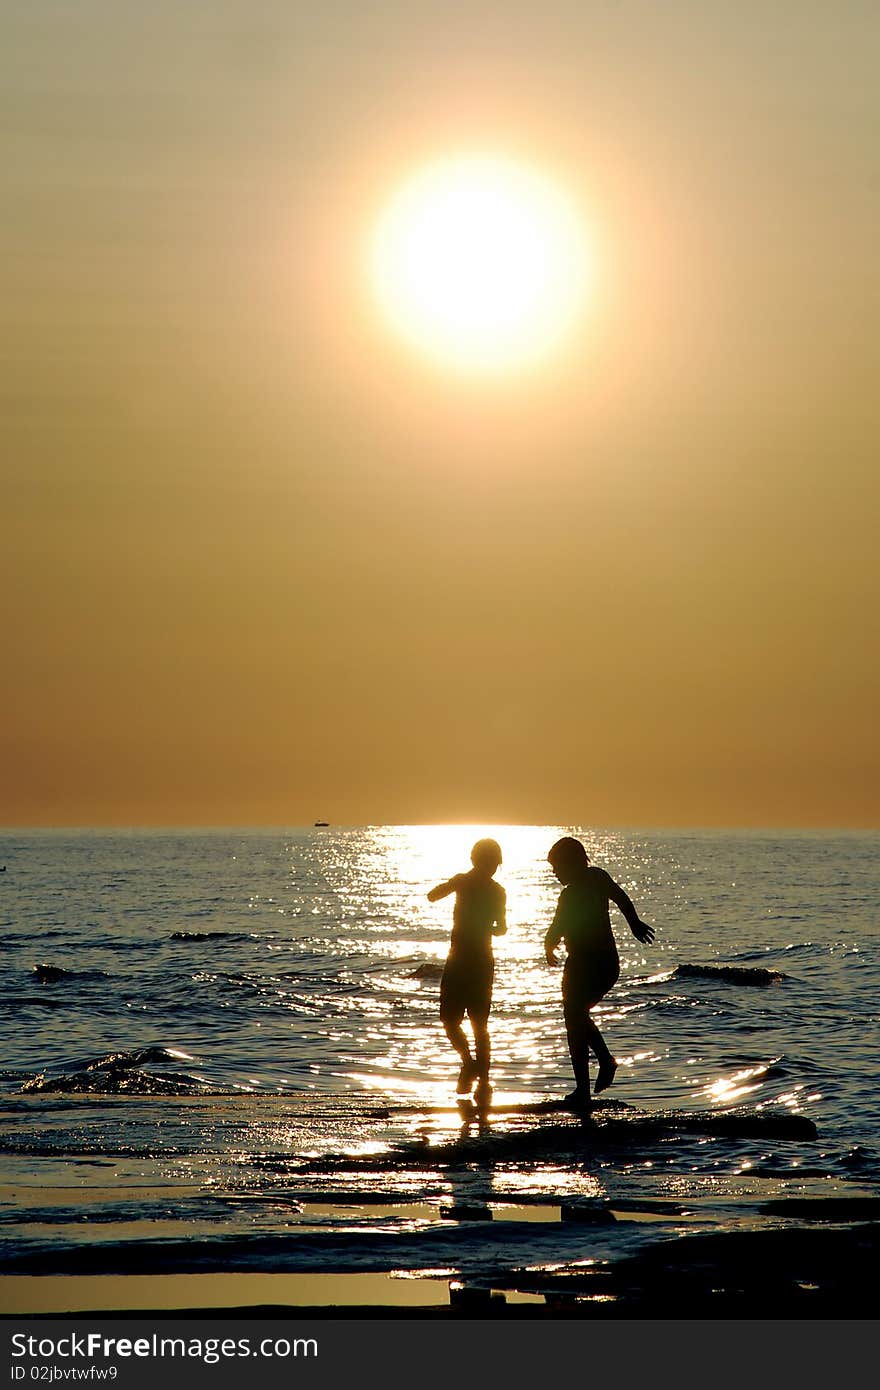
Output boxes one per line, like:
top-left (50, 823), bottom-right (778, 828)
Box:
top-left (675, 963), bottom-right (786, 987)
top-left (408, 962), bottom-right (445, 980)
top-left (31, 964), bottom-right (112, 984)
top-left (18, 1046), bottom-right (210, 1097)
top-left (32, 964), bottom-right (71, 983)
top-left (285, 1104), bottom-right (820, 1176)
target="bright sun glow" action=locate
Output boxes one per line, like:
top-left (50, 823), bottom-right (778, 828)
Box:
top-left (370, 154), bottom-right (593, 373)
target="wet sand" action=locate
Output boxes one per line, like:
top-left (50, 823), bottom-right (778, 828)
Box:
top-left (3, 1227), bottom-right (876, 1319)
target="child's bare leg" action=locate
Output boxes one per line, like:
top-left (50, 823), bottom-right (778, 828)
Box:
top-left (563, 1002), bottom-right (592, 1104)
top-left (471, 1014), bottom-right (491, 1082)
top-left (586, 1013), bottom-right (617, 1093)
top-left (441, 1009), bottom-right (478, 1091)
top-left (466, 1008), bottom-right (492, 1106)
top-left (443, 1017), bottom-right (471, 1063)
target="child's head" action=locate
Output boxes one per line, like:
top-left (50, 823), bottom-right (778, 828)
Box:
top-left (548, 836), bottom-right (590, 883)
top-left (470, 838), bottom-right (502, 874)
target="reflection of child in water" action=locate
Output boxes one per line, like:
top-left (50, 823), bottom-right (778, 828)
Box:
top-left (544, 837), bottom-right (655, 1111)
top-left (427, 839), bottom-right (507, 1104)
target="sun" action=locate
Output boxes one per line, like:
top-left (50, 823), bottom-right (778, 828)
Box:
top-left (369, 153), bottom-right (593, 374)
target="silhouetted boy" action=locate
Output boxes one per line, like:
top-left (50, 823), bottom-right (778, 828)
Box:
top-left (428, 838), bottom-right (507, 1104)
top-left (544, 836), bottom-right (655, 1110)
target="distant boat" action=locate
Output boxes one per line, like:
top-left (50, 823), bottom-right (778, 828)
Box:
top-left (313, 821), bottom-right (329, 828)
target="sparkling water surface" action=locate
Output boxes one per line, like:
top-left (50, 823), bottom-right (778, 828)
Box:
top-left (1, 826), bottom-right (878, 1294)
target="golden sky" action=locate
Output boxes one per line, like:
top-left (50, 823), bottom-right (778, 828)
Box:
top-left (2, 2), bottom-right (878, 827)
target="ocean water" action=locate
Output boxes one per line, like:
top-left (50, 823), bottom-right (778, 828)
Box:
top-left (1, 826), bottom-right (878, 1307)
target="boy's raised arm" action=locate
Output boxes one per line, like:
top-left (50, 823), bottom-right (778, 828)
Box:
top-left (427, 875), bottom-right (460, 903)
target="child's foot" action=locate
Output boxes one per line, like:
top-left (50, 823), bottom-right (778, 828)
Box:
top-left (473, 1077), bottom-right (493, 1108)
top-left (456, 1058), bottom-right (479, 1093)
top-left (594, 1057), bottom-right (618, 1095)
top-left (562, 1088), bottom-right (591, 1111)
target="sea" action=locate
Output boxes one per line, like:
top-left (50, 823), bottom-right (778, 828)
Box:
top-left (1, 825), bottom-right (878, 1314)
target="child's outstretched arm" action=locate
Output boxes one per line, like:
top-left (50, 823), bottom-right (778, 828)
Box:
top-left (427, 875), bottom-right (462, 903)
top-left (607, 876), bottom-right (655, 944)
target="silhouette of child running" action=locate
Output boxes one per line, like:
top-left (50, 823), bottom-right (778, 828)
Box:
top-left (428, 838), bottom-right (507, 1104)
top-left (544, 836), bottom-right (655, 1110)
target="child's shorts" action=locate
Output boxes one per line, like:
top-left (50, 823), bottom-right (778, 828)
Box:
top-left (562, 952), bottom-right (620, 1012)
top-left (440, 952), bottom-right (494, 1022)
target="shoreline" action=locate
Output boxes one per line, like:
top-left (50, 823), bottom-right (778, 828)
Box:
top-left (4, 1090), bottom-right (876, 1321)
top-left (3, 1218), bottom-right (878, 1320)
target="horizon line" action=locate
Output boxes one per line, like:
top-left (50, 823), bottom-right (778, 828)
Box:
top-left (1, 822), bottom-right (878, 835)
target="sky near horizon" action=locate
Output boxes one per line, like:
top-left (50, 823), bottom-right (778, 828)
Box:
top-left (2, 1), bottom-right (878, 828)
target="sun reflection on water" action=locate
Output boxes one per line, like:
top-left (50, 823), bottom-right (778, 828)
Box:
top-left (292, 823), bottom-right (676, 1106)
